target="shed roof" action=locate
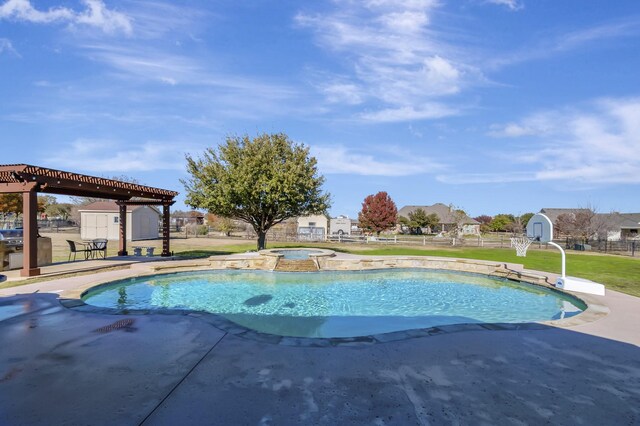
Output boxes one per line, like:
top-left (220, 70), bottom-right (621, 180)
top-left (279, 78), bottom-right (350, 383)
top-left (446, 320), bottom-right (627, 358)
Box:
top-left (79, 201), bottom-right (160, 214)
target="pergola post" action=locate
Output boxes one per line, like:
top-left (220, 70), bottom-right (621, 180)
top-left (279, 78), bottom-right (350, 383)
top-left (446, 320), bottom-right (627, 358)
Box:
top-left (21, 186), bottom-right (40, 277)
top-left (161, 202), bottom-right (172, 257)
top-left (117, 203), bottom-right (128, 256)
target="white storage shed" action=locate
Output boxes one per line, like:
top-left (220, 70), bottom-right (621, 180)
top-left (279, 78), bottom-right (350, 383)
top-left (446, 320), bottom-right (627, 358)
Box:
top-left (79, 201), bottom-right (160, 241)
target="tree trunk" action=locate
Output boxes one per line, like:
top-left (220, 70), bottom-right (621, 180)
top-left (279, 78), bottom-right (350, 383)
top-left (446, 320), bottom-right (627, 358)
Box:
top-left (257, 232), bottom-right (267, 251)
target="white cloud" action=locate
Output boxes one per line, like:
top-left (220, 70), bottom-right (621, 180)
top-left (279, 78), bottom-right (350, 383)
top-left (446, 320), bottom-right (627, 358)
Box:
top-left (360, 103), bottom-right (457, 122)
top-left (0, 0), bottom-right (73, 23)
top-left (557, 20), bottom-right (640, 51)
top-left (488, 113), bottom-right (557, 137)
top-left (485, 0), bottom-right (523, 11)
top-left (489, 18), bottom-right (640, 69)
top-left (48, 139), bottom-right (194, 172)
top-left (296, 1), bottom-right (480, 121)
top-left (81, 44), bottom-right (298, 99)
top-left (0, 0), bottom-right (132, 35)
top-left (322, 82), bottom-right (364, 105)
top-left (74, 0), bottom-right (132, 35)
top-left (311, 144), bottom-right (444, 176)
top-left (444, 98), bottom-right (640, 184)
top-left (0, 38), bottom-right (20, 56)
top-left (436, 171), bottom-right (535, 184)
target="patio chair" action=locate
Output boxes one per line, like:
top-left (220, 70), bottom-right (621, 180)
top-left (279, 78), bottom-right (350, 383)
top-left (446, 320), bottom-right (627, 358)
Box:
top-left (67, 240), bottom-right (91, 261)
top-left (91, 239), bottom-right (108, 259)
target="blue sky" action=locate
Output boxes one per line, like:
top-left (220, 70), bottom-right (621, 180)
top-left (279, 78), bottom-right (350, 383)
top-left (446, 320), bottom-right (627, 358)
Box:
top-left (1, 0), bottom-right (639, 218)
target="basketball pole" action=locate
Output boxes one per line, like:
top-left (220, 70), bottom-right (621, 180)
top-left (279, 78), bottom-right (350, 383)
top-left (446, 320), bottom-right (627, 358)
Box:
top-left (547, 242), bottom-right (566, 279)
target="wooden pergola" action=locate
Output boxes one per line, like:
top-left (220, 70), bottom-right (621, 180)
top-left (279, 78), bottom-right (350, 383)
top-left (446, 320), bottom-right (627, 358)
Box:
top-left (0, 164), bottom-right (178, 277)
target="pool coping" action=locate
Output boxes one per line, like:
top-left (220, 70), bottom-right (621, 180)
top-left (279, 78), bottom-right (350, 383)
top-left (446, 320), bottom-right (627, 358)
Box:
top-left (58, 260), bottom-right (610, 347)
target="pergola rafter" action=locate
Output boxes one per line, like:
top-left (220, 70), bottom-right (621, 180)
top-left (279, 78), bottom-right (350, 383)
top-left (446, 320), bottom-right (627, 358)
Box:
top-left (0, 164), bottom-right (178, 277)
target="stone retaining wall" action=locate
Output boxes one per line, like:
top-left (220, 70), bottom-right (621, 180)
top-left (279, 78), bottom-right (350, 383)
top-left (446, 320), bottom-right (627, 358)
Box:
top-left (204, 253), bottom-right (549, 286)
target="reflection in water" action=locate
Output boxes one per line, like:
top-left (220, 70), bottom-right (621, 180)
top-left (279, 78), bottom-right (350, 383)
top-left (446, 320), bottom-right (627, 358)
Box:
top-left (117, 287), bottom-right (127, 306)
top-left (159, 284), bottom-right (170, 306)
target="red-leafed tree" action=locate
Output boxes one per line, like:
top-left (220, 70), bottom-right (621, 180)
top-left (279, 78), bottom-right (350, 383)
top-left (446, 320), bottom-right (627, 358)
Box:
top-left (358, 191), bottom-right (398, 236)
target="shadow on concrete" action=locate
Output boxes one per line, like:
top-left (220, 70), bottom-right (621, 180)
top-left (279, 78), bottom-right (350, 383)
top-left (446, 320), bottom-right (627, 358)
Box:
top-left (0, 292), bottom-right (639, 425)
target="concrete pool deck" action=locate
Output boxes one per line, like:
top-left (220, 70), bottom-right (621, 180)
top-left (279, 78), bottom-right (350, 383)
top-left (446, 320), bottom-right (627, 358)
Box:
top-left (0, 257), bottom-right (639, 425)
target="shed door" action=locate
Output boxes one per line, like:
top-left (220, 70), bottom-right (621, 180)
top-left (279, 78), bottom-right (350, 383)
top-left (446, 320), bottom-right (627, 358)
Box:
top-left (95, 214), bottom-right (109, 239)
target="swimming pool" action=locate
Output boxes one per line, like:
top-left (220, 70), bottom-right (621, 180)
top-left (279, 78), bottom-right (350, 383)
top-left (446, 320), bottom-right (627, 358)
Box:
top-left (82, 269), bottom-right (585, 338)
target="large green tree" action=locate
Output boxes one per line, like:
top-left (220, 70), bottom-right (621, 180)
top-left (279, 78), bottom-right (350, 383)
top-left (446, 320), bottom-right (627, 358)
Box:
top-left (489, 214), bottom-right (515, 232)
top-left (183, 133), bottom-right (330, 250)
top-left (400, 208), bottom-right (439, 234)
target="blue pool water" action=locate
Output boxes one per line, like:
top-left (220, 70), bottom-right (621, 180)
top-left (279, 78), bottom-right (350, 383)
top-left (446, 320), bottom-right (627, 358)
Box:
top-left (273, 249), bottom-right (322, 260)
top-left (82, 269), bottom-right (585, 338)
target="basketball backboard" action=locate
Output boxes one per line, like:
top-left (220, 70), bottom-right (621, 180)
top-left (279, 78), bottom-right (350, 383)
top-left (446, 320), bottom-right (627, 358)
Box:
top-left (526, 213), bottom-right (553, 243)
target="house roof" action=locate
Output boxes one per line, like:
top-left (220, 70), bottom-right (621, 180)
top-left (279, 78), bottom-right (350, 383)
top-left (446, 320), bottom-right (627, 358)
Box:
top-left (615, 213), bottom-right (640, 229)
top-left (398, 203), bottom-right (479, 225)
top-left (540, 209), bottom-right (640, 230)
top-left (539, 208), bottom-right (592, 224)
top-left (78, 201), bottom-right (160, 214)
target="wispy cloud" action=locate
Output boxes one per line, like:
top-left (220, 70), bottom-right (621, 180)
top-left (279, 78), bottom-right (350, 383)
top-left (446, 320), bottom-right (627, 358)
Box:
top-left (118, 1), bottom-right (206, 40)
top-left (487, 113), bottom-right (557, 138)
top-left (311, 144), bottom-right (444, 176)
top-left (0, 0), bottom-right (132, 35)
top-left (46, 139), bottom-right (198, 172)
top-left (296, 1), bottom-right (482, 122)
top-left (0, 37), bottom-right (20, 56)
top-left (490, 18), bottom-right (640, 68)
top-left (82, 44), bottom-right (298, 97)
top-left (436, 171), bottom-right (535, 184)
top-left (439, 97), bottom-right (640, 184)
top-left (484, 0), bottom-right (523, 11)
top-left (360, 102), bottom-right (458, 122)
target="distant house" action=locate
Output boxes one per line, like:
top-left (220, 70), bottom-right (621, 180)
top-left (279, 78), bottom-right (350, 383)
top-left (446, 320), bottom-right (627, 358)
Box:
top-left (539, 208), bottom-right (640, 241)
top-left (616, 213), bottom-right (640, 240)
top-left (600, 213), bottom-right (640, 241)
top-left (171, 211), bottom-right (205, 228)
top-left (538, 208), bottom-right (592, 225)
top-left (398, 204), bottom-right (480, 235)
top-left (297, 214), bottom-right (328, 241)
top-left (79, 201), bottom-right (160, 241)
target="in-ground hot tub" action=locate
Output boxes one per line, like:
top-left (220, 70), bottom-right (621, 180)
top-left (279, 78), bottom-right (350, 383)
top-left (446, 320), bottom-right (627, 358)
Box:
top-left (82, 268), bottom-right (586, 339)
top-left (271, 249), bottom-right (323, 260)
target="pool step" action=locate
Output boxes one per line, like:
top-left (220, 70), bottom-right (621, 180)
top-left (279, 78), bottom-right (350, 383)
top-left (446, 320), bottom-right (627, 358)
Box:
top-left (274, 259), bottom-right (319, 272)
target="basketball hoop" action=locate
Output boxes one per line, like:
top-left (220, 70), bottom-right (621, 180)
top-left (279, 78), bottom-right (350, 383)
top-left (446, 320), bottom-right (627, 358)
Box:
top-left (511, 236), bottom-right (533, 257)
